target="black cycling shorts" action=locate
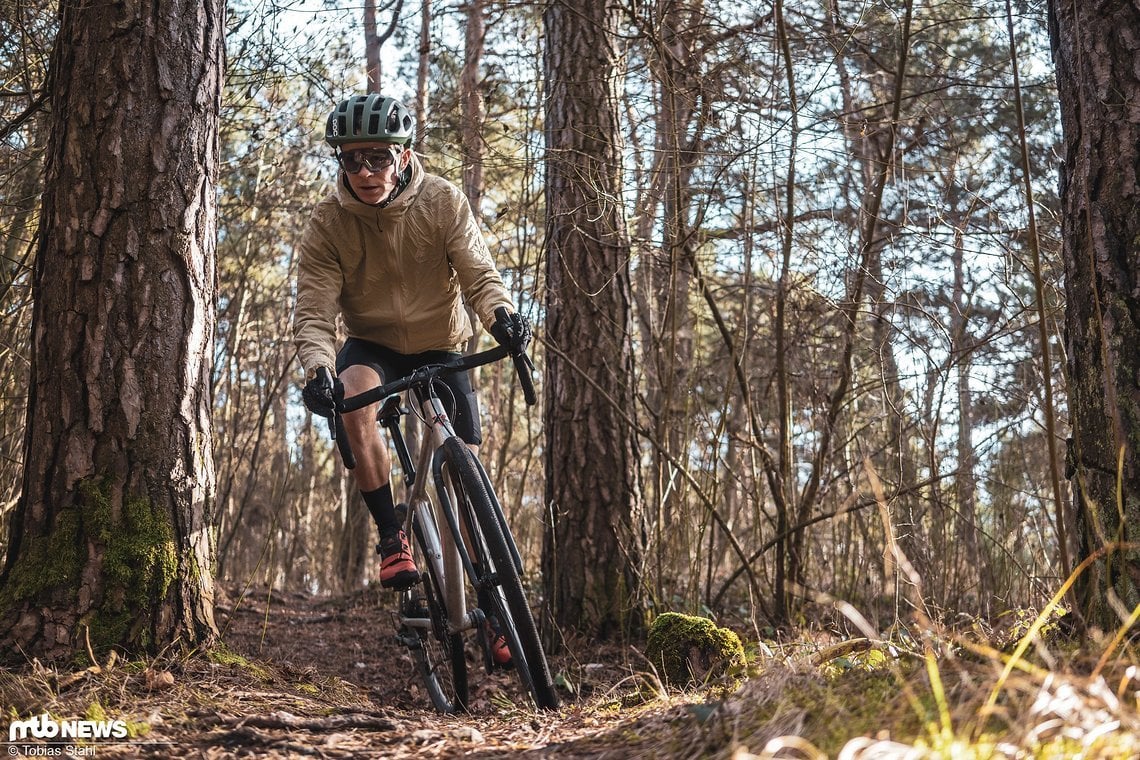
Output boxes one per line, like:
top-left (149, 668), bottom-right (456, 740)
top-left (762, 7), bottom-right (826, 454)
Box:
top-left (335, 338), bottom-right (483, 445)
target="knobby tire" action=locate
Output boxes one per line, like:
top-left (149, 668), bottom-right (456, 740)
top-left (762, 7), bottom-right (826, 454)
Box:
top-left (441, 437), bottom-right (560, 710)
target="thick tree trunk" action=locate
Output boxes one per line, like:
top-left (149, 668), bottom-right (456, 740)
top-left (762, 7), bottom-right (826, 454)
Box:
top-left (1049, 0), bottom-right (1140, 629)
top-left (542, 0), bottom-right (645, 639)
top-left (0, 0), bottom-right (222, 659)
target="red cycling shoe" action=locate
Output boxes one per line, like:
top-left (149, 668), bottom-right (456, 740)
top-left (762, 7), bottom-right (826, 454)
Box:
top-left (485, 615), bottom-right (513, 668)
top-left (378, 530), bottom-right (420, 590)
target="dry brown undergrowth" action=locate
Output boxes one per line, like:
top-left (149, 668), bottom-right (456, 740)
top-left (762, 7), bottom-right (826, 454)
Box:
top-left (2, 589), bottom-right (1140, 758)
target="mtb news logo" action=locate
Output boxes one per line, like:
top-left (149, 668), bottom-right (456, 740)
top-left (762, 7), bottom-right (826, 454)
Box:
top-left (8, 713), bottom-right (128, 741)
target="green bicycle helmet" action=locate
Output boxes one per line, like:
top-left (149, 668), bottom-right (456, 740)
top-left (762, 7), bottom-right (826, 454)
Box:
top-left (325, 94), bottom-right (414, 147)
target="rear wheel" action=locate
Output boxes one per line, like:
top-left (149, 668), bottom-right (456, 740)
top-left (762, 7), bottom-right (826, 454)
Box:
top-left (404, 505), bottom-right (468, 713)
top-left (441, 437), bottom-right (560, 710)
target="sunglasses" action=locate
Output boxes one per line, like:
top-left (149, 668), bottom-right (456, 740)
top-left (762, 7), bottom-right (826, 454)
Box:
top-left (337, 148), bottom-right (400, 174)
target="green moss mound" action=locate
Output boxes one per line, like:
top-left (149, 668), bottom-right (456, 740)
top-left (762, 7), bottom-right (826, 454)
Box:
top-left (645, 612), bottom-right (745, 689)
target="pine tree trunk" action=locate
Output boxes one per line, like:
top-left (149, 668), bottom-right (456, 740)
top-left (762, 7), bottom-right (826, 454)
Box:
top-left (1049, 0), bottom-right (1140, 629)
top-left (461, 0), bottom-right (486, 218)
top-left (542, 0), bottom-right (645, 639)
top-left (414, 0), bottom-right (431, 154)
top-left (0, 0), bottom-right (222, 660)
top-left (364, 0), bottom-right (382, 89)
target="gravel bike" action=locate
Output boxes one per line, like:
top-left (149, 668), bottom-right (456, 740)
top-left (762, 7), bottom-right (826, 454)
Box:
top-left (327, 309), bottom-right (559, 713)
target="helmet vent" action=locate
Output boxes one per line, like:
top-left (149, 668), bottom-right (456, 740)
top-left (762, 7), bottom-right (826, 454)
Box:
top-left (353, 102), bottom-right (366, 136)
top-left (326, 94), bottom-right (413, 147)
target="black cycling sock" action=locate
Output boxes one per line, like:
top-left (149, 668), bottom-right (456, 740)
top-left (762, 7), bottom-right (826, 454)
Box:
top-left (361, 484), bottom-right (398, 538)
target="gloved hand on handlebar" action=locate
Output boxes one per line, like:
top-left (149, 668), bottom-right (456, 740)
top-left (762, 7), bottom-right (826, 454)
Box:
top-left (490, 310), bottom-right (532, 354)
top-left (302, 366), bottom-right (341, 419)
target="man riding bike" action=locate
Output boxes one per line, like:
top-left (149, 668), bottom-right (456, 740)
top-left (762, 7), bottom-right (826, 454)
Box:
top-left (293, 94), bottom-right (528, 665)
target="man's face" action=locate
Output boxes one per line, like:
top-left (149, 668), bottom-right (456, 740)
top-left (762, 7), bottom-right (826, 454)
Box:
top-left (338, 141), bottom-right (410, 205)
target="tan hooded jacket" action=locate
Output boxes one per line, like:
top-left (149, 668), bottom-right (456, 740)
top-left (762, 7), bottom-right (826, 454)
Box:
top-left (294, 152), bottom-right (514, 373)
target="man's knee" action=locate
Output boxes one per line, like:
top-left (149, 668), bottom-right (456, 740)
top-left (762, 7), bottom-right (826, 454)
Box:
top-left (339, 363), bottom-right (382, 396)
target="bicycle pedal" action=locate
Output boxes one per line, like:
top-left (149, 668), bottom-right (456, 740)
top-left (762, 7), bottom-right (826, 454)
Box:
top-left (395, 630), bottom-right (422, 649)
top-left (402, 595), bottom-right (430, 619)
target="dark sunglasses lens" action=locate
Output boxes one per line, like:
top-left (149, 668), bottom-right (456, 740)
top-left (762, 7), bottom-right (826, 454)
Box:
top-left (339, 149), bottom-right (395, 173)
top-left (339, 152), bottom-right (363, 172)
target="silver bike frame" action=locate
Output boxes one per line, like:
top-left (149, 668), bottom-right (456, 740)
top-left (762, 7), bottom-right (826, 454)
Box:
top-left (396, 393), bottom-right (482, 637)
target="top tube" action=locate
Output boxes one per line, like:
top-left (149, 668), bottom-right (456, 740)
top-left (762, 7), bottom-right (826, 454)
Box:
top-left (338, 344), bottom-right (512, 414)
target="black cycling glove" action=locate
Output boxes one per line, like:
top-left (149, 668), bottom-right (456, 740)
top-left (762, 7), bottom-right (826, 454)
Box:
top-left (302, 367), bottom-right (340, 419)
top-left (490, 310), bottom-right (532, 354)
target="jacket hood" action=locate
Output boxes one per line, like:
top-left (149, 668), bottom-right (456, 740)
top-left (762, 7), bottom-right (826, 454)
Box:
top-left (335, 150), bottom-right (425, 219)
top-left (293, 154), bottom-right (515, 369)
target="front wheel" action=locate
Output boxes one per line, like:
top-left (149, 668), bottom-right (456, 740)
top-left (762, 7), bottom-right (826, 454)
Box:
top-left (441, 437), bottom-right (560, 710)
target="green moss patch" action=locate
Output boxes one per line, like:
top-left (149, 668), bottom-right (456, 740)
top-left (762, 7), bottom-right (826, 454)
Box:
top-left (206, 644), bottom-right (274, 682)
top-left (76, 477), bottom-right (179, 653)
top-left (644, 612), bottom-right (746, 689)
top-left (0, 508), bottom-right (85, 614)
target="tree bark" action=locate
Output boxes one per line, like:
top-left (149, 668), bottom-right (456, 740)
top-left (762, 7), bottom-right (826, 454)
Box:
top-left (629, 0), bottom-right (703, 602)
top-left (1049, 0), bottom-right (1140, 629)
top-left (414, 0), bottom-right (431, 154)
top-left (542, 0), bottom-right (645, 639)
top-left (0, 0), bottom-right (222, 659)
top-left (461, 0), bottom-right (486, 219)
top-left (363, 0), bottom-right (402, 91)
top-left (951, 227), bottom-right (983, 608)
top-left (365, 0), bottom-right (382, 89)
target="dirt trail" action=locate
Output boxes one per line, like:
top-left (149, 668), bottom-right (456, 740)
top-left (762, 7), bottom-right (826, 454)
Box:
top-left (201, 585), bottom-right (638, 758)
top-left (4, 587), bottom-right (683, 758)
top-left (220, 585), bottom-right (542, 713)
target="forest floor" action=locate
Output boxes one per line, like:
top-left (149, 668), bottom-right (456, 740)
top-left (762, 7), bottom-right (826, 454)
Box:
top-left (4, 585), bottom-right (1140, 758)
top-left (4, 584), bottom-right (744, 758)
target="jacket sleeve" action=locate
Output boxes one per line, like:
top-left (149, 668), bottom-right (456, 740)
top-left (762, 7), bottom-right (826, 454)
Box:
top-left (446, 188), bottom-right (515, 329)
top-left (293, 208), bottom-right (343, 373)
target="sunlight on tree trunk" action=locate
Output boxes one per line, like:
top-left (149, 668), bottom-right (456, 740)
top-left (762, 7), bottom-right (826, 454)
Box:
top-left (1049, 0), bottom-right (1140, 630)
top-left (414, 0), bottom-right (431, 154)
top-left (542, 0), bottom-right (645, 640)
top-left (0, 0), bottom-right (223, 659)
top-left (364, 0), bottom-right (402, 91)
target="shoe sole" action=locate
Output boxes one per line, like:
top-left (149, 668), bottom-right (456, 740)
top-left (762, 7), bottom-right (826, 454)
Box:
top-left (381, 569), bottom-right (421, 590)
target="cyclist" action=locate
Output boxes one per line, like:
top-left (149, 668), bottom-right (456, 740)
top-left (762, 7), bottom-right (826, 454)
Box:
top-left (294, 94), bottom-right (528, 665)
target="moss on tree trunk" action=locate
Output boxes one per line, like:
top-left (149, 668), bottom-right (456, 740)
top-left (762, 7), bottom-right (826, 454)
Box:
top-left (0, 0), bottom-right (222, 662)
